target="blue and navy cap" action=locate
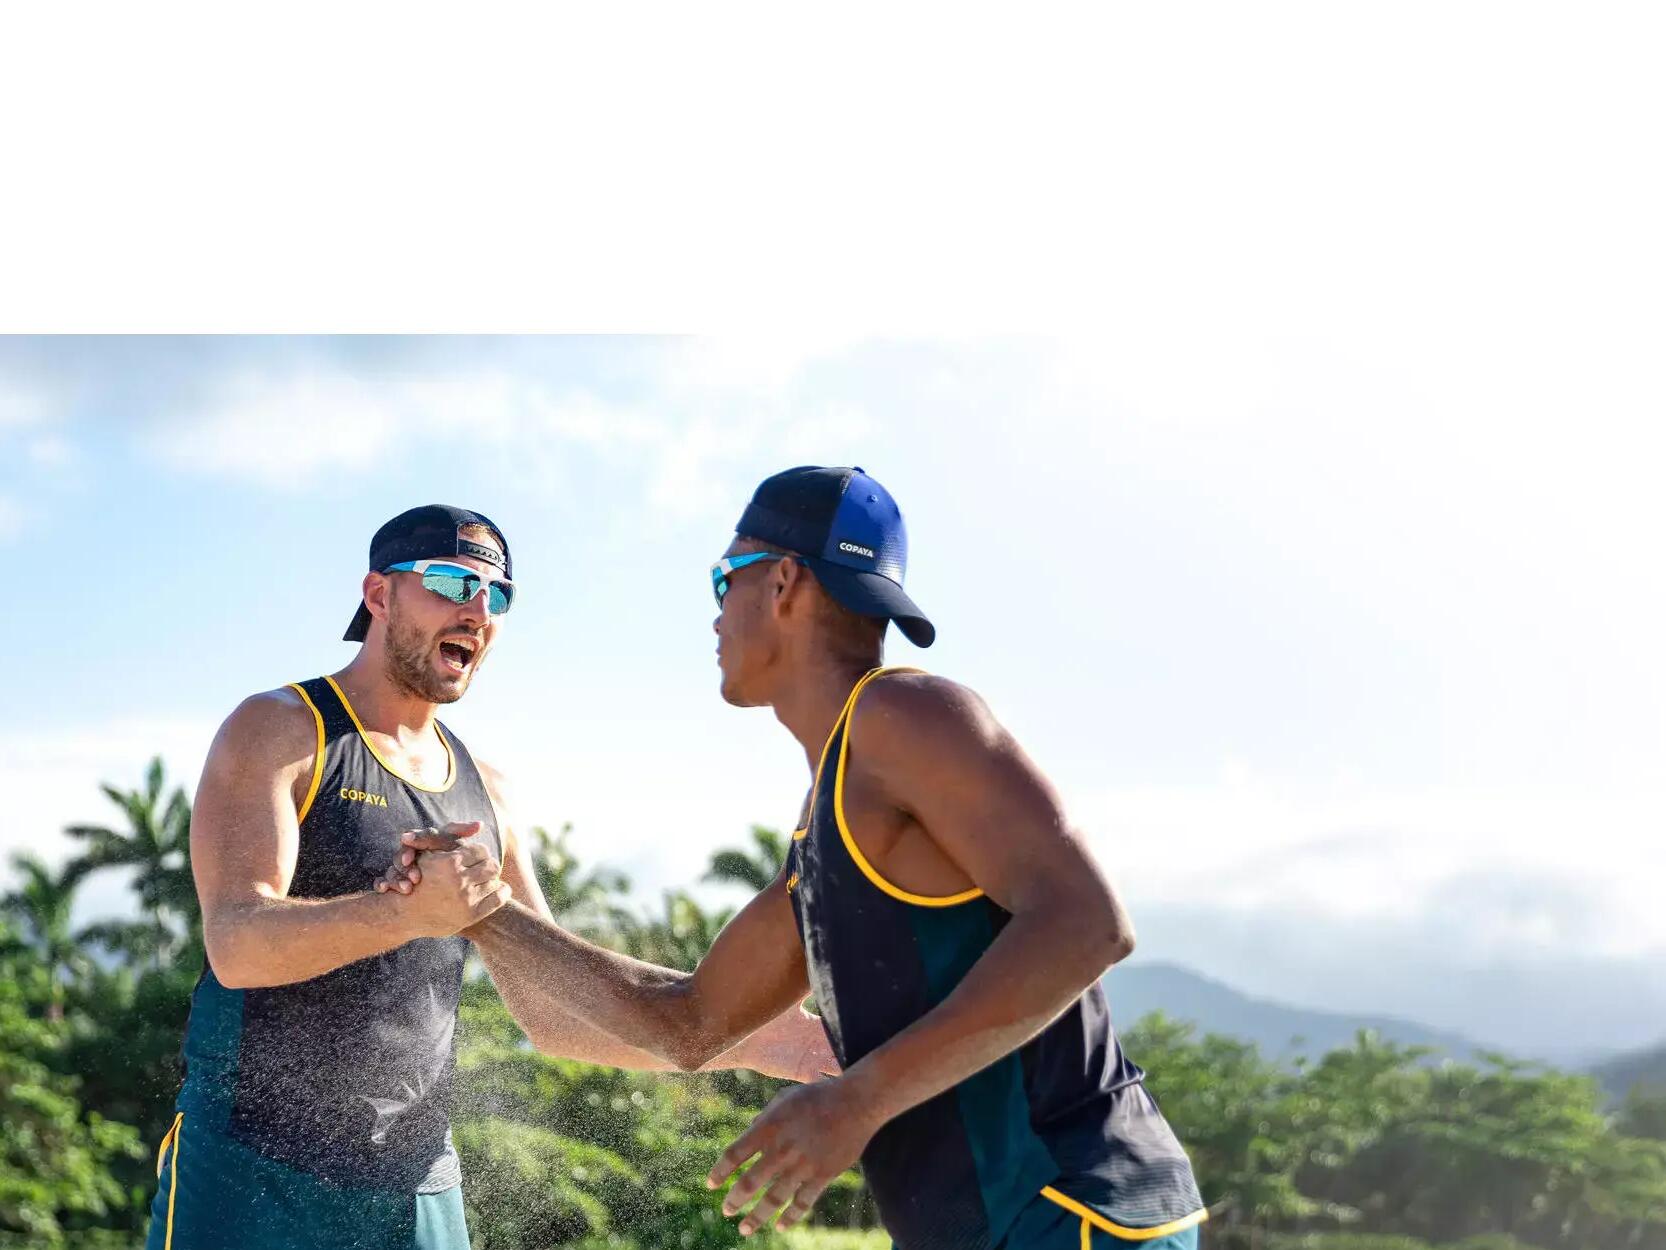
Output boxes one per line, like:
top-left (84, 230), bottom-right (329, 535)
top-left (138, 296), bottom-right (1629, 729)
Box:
top-left (344, 504), bottom-right (512, 642)
top-left (736, 466), bottom-right (934, 647)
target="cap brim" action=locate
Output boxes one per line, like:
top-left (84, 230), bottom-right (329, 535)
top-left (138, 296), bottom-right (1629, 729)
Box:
top-left (804, 559), bottom-right (936, 648)
top-left (343, 601), bottom-right (372, 643)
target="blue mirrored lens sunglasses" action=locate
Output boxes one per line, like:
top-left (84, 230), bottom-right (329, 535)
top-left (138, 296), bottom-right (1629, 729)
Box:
top-left (710, 552), bottom-right (803, 607)
top-left (385, 560), bottom-right (515, 616)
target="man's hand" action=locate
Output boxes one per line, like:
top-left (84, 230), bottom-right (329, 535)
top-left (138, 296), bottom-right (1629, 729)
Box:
top-left (374, 824), bottom-right (474, 896)
top-left (706, 1076), bottom-right (886, 1235)
top-left (383, 821), bottom-right (513, 938)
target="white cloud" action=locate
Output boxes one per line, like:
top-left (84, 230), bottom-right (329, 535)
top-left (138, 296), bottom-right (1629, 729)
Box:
top-left (26, 434), bottom-right (75, 468)
top-left (0, 380), bottom-right (47, 429)
top-left (146, 369), bottom-right (399, 486)
top-left (139, 345), bottom-right (880, 525)
top-left (1080, 778), bottom-right (1666, 962)
top-left (146, 366), bottom-right (673, 489)
top-left (0, 380), bottom-right (69, 539)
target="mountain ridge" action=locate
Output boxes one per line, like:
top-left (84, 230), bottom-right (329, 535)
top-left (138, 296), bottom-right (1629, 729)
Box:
top-left (1105, 960), bottom-right (1534, 1065)
top-left (1591, 1041), bottom-right (1666, 1099)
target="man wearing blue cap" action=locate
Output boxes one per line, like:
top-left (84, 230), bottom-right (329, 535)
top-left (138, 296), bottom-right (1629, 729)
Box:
top-left (396, 468), bottom-right (1206, 1249)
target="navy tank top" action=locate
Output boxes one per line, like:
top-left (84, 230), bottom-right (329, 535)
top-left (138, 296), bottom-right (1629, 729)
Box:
top-left (786, 668), bottom-right (1206, 1249)
top-left (177, 676), bottom-right (501, 1193)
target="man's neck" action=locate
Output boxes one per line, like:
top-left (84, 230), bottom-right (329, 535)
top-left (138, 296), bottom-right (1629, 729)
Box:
top-left (770, 653), bottom-right (885, 774)
top-left (331, 652), bottom-right (440, 741)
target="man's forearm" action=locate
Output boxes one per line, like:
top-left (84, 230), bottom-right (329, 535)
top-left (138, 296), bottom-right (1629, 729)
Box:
top-left (481, 939), bottom-right (679, 1068)
top-left (839, 908), bottom-right (1121, 1124)
top-left (468, 900), bottom-right (739, 1070)
top-left (483, 936), bottom-right (824, 1077)
top-left (206, 889), bottom-right (408, 989)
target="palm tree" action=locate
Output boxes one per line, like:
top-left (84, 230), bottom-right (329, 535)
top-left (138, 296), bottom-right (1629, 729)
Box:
top-left (64, 756), bottom-right (196, 965)
top-left (702, 825), bottom-right (788, 893)
top-left (623, 890), bottom-right (733, 973)
top-left (2, 852), bottom-right (94, 1020)
top-left (528, 824), bottom-right (638, 949)
top-left (77, 917), bottom-right (180, 965)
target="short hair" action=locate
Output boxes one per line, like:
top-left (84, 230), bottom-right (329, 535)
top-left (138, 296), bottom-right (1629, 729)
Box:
top-left (738, 534), bottom-right (885, 661)
top-left (458, 522), bottom-right (504, 558)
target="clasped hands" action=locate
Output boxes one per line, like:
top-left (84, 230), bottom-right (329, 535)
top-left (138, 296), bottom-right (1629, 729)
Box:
top-left (373, 820), bottom-right (511, 938)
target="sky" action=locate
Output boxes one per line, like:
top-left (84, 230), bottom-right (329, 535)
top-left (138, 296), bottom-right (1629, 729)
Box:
top-left (2, 331), bottom-right (1661, 1062)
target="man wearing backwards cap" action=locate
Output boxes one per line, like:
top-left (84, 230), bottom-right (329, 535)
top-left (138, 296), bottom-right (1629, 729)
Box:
top-left (395, 469), bottom-right (1206, 1249)
top-left (147, 505), bottom-right (832, 1250)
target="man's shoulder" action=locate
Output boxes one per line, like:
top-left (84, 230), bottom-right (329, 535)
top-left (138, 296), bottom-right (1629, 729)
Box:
top-left (470, 754), bottom-right (512, 809)
top-left (233, 683), bottom-right (314, 723)
top-left (212, 685), bottom-right (321, 768)
top-left (858, 671), bottom-right (994, 734)
top-left (851, 671), bottom-right (1003, 762)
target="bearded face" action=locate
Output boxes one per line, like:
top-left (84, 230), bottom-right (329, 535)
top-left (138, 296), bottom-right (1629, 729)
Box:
top-left (381, 576), bottom-right (490, 704)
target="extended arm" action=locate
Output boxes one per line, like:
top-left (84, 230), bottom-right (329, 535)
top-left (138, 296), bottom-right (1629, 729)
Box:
top-left (193, 690), bottom-right (511, 990)
top-left (465, 879), bottom-right (812, 1073)
top-left (472, 895), bottom-right (824, 1078)
top-left (391, 762), bottom-right (829, 1080)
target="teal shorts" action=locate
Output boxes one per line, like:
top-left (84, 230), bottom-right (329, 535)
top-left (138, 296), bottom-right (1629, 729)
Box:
top-left (993, 1187), bottom-right (1205, 1249)
top-left (145, 1112), bottom-right (469, 1250)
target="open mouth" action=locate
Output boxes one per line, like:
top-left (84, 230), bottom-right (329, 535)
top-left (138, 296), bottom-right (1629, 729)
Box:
top-left (438, 639), bottom-right (478, 673)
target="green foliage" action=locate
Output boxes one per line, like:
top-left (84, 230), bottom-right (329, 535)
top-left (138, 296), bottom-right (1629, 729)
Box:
top-left (7, 764), bottom-right (1666, 1250)
top-left (1620, 1085), bottom-right (1666, 1142)
top-left (773, 1229), bottom-right (889, 1249)
top-left (525, 823), bottom-right (638, 950)
top-left (455, 1117), bottom-right (638, 1247)
top-left (0, 929), bottom-right (145, 1245)
top-left (1125, 1014), bottom-right (1666, 1249)
top-left (2, 854), bottom-right (95, 1020)
top-left (1264, 1236), bottom-right (1436, 1250)
top-left (1129, 1011), bottom-right (1318, 1224)
top-left (704, 826), bottom-right (789, 893)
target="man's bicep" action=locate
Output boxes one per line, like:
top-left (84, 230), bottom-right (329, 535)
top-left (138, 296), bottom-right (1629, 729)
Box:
top-left (476, 761), bottom-right (556, 924)
top-left (689, 873), bottom-right (810, 1034)
top-left (876, 685), bottom-right (1114, 915)
top-left (191, 695), bottom-right (313, 922)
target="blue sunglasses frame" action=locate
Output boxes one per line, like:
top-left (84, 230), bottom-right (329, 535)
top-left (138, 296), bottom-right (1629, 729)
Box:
top-left (385, 559), bottom-right (515, 616)
top-left (710, 552), bottom-right (804, 607)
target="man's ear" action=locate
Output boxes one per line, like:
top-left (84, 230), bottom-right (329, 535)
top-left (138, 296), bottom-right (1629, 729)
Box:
top-left (364, 571), bottom-right (392, 628)
top-left (769, 557), bottom-right (808, 617)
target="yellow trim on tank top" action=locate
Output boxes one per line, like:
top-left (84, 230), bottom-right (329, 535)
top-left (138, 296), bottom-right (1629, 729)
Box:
top-left (323, 675), bottom-right (456, 793)
top-left (154, 1110), bottom-right (182, 1179)
top-left (160, 1111), bottom-right (184, 1249)
top-left (792, 672), bottom-right (871, 841)
top-left (286, 684), bottom-right (327, 823)
top-left (1040, 1185), bottom-right (1208, 1241)
top-left (831, 666), bottom-right (984, 908)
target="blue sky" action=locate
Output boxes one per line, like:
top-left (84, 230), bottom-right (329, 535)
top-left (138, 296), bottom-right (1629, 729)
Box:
top-left (2, 335), bottom-right (1662, 1060)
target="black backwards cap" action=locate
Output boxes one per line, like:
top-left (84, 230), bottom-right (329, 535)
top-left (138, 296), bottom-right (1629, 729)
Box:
top-left (343, 504), bottom-right (512, 642)
top-left (736, 466), bottom-right (935, 647)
